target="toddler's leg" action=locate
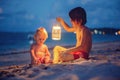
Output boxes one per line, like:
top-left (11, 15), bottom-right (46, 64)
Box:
top-left (44, 56), bottom-right (51, 64)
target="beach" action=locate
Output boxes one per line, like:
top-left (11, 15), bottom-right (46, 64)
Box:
top-left (0, 41), bottom-right (120, 80)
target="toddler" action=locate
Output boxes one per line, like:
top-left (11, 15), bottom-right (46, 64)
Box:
top-left (30, 27), bottom-right (51, 65)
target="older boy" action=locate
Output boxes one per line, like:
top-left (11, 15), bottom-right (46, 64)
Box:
top-left (53, 7), bottom-right (92, 63)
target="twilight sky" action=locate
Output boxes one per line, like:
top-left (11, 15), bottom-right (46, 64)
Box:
top-left (0, 0), bottom-right (120, 32)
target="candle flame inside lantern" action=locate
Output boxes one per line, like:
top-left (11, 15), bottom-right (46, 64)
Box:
top-left (52, 25), bottom-right (61, 40)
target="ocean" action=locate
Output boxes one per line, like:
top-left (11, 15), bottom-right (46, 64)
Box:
top-left (0, 32), bottom-right (120, 55)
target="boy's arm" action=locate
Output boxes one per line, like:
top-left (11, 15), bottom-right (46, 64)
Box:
top-left (56, 17), bottom-right (75, 32)
top-left (65, 29), bottom-right (88, 53)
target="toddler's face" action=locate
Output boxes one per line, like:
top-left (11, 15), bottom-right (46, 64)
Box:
top-left (36, 35), bottom-right (46, 45)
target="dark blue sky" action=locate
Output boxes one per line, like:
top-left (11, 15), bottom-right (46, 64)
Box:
top-left (0, 0), bottom-right (120, 32)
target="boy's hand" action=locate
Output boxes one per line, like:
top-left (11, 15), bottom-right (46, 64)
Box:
top-left (56, 17), bottom-right (64, 23)
top-left (59, 51), bottom-right (67, 58)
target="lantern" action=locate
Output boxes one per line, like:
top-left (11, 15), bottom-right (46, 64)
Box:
top-left (52, 25), bottom-right (61, 40)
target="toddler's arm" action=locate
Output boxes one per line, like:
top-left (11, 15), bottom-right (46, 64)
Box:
top-left (30, 44), bottom-right (38, 62)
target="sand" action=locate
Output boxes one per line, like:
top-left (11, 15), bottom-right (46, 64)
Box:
top-left (0, 41), bottom-right (120, 80)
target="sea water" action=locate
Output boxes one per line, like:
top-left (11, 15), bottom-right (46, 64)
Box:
top-left (0, 32), bottom-right (120, 55)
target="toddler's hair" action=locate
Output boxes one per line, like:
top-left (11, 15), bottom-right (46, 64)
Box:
top-left (34, 27), bottom-right (48, 40)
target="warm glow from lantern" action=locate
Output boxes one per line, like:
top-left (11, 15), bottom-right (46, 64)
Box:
top-left (52, 25), bottom-right (61, 40)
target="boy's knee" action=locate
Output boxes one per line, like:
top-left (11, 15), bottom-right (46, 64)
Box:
top-left (53, 46), bottom-right (60, 51)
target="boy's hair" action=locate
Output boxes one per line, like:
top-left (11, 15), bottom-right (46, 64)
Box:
top-left (69, 7), bottom-right (87, 25)
top-left (34, 27), bottom-right (48, 40)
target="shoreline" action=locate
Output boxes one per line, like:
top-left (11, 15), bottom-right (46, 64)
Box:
top-left (0, 40), bottom-right (120, 56)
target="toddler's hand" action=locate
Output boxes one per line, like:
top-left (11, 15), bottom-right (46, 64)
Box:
top-left (34, 57), bottom-right (38, 63)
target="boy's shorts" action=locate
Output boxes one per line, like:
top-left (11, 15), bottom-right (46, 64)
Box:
top-left (71, 51), bottom-right (88, 59)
